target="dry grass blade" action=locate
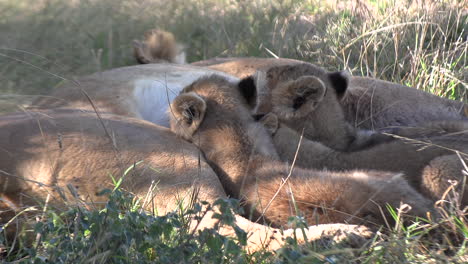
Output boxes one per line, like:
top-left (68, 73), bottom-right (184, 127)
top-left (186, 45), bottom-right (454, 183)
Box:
top-left (256, 127), bottom-right (305, 222)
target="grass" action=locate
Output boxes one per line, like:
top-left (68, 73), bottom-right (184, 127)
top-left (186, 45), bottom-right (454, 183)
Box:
top-left (0, 0), bottom-right (467, 262)
top-left (1, 184), bottom-right (467, 263)
top-left (0, 190), bottom-right (260, 263)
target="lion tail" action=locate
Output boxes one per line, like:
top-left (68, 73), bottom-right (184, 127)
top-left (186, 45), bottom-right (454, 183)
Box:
top-left (133, 29), bottom-right (186, 64)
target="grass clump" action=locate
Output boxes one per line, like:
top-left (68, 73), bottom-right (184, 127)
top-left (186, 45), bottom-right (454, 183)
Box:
top-left (2, 185), bottom-right (466, 263)
top-left (1, 190), bottom-right (267, 263)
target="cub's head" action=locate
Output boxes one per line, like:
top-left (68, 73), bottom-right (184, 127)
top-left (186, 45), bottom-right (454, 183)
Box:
top-left (238, 63), bottom-right (349, 120)
top-left (169, 75), bottom-right (254, 141)
top-left (271, 75), bottom-right (327, 119)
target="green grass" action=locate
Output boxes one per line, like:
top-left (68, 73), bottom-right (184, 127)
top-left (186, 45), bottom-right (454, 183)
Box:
top-left (1, 185), bottom-right (467, 263)
top-left (0, 190), bottom-right (259, 263)
top-left (0, 0), bottom-right (467, 262)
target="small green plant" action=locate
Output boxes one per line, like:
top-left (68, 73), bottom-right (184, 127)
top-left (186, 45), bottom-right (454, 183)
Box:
top-left (2, 183), bottom-right (467, 263)
top-left (0, 188), bottom-right (267, 263)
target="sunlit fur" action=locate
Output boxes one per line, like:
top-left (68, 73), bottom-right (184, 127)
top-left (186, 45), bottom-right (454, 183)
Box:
top-left (169, 75), bottom-right (434, 228)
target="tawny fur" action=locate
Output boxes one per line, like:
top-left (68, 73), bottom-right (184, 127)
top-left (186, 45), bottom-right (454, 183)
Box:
top-left (169, 75), bottom-right (434, 228)
top-left (30, 63), bottom-right (237, 128)
top-left (0, 109), bottom-right (224, 213)
top-left (38, 29), bottom-right (466, 135)
top-left (265, 121), bottom-right (468, 206)
top-left (242, 62), bottom-right (467, 131)
top-left (269, 75), bottom-right (393, 151)
top-left (133, 29), bottom-right (186, 64)
top-left (131, 29), bottom-right (302, 78)
top-left (257, 64), bottom-right (468, 203)
top-left (260, 78), bottom-right (468, 206)
top-left (0, 109), bottom-right (374, 252)
top-left (420, 154), bottom-right (468, 205)
top-left (193, 57), bottom-right (302, 79)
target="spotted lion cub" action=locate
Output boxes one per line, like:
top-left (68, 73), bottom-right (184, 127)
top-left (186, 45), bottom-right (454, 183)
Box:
top-left (169, 75), bottom-right (434, 228)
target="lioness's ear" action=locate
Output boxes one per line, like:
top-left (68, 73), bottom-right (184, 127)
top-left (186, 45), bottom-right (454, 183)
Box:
top-left (238, 76), bottom-right (257, 107)
top-left (169, 92), bottom-right (206, 140)
top-left (328, 71), bottom-right (349, 99)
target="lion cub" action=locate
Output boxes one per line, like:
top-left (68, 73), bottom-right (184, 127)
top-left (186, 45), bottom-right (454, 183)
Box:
top-left (240, 62), bottom-right (467, 131)
top-left (259, 75), bottom-right (468, 205)
top-left (169, 75), bottom-right (434, 228)
top-left (269, 74), bottom-right (399, 151)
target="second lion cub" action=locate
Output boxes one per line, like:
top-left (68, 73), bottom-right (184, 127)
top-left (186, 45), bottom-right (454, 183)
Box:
top-left (259, 74), bottom-right (468, 205)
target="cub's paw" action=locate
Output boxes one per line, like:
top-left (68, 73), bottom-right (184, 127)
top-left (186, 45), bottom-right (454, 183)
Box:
top-left (258, 113), bottom-right (279, 136)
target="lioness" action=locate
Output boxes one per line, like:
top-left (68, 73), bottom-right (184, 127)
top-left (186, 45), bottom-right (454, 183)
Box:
top-left (0, 109), bottom-right (373, 252)
top-left (257, 74), bottom-right (468, 204)
top-left (31, 64), bottom-right (238, 128)
top-left (169, 75), bottom-right (434, 228)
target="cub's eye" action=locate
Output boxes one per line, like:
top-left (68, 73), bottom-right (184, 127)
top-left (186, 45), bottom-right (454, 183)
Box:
top-left (292, 96), bottom-right (305, 110)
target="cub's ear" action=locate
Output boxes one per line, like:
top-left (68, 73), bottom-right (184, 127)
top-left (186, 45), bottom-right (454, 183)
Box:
top-left (169, 92), bottom-right (206, 140)
top-left (328, 71), bottom-right (349, 99)
top-left (259, 113), bottom-right (279, 136)
top-left (237, 76), bottom-right (257, 107)
top-left (292, 75), bottom-right (327, 110)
